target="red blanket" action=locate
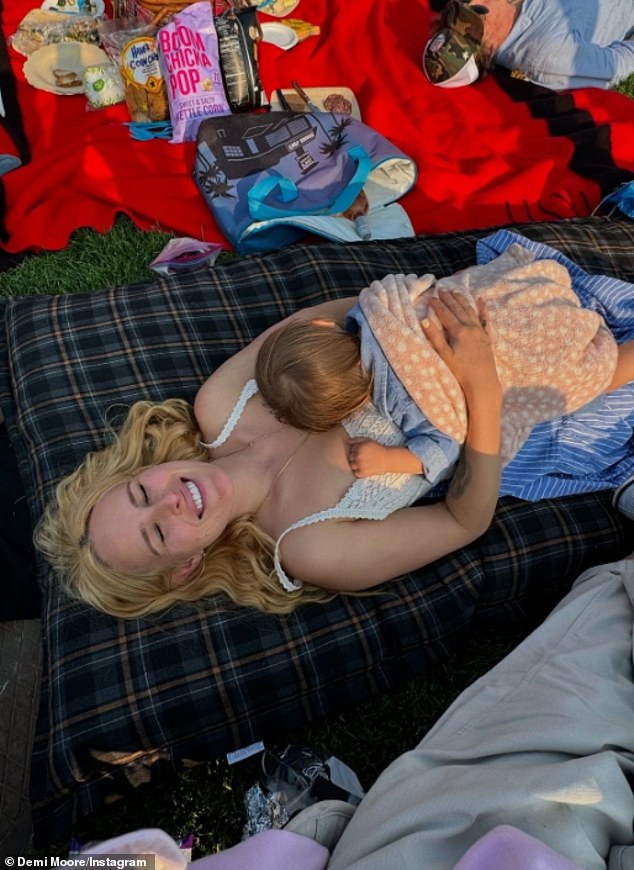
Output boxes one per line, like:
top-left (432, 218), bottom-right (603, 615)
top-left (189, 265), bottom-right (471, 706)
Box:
top-left (2, 0), bottom-right (634, 255)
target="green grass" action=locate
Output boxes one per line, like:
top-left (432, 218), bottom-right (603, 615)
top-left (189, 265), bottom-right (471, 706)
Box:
top-left (0, 217), bottom-right (173, 297)
top-left (2, 216), bottom-right (534, 858)
top-left (613, 72), bottom-right (634, 99)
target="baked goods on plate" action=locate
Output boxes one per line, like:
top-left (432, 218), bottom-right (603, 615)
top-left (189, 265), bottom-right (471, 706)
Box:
top-left (270, 86), bottom-right (361, 120)
top-left (23, 42), bottom-right (109, 95)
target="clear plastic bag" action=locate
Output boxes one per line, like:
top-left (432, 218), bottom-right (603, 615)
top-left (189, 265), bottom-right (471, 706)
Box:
top-left (99, 17), bottom-right (169, 122)
top-left (83, 62), bottom-right (126, 109)
top-left (10, 9), bottom-right (101, 56)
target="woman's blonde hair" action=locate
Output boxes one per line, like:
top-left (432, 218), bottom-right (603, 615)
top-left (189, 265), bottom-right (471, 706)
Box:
top-left (34, 398), bottom-right (335, 619)
top-left (255, 320), bottom-right (372, 431)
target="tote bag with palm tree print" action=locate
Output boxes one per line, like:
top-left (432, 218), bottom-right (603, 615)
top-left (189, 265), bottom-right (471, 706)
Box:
top-left (194, 111), bottom-right (417, 253)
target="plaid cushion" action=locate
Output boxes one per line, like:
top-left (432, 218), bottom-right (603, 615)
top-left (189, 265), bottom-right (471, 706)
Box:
top-left (1, 217), bottom-right (633, 846)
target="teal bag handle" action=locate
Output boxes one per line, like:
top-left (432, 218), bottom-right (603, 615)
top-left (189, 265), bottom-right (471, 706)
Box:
top-left (248, 145), bottom-right (372, 221)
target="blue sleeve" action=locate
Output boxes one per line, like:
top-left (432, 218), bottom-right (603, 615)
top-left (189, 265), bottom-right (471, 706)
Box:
top-left (349, 301), bottom-right (461, 485)
top-left (344, 302), bottom-right (362, 335)
top-left (404, 428), bottom-right (460, 487)
top-left (568, 40), bottom-right (634, 88)
top-left (385, 369), bottom-right (461, 486)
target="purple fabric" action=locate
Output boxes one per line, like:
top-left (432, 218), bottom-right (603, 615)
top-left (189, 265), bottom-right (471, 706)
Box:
top-left (452, 826), bottom-right (585, 870)
top-left (87, 827), bottom-right (329, 870)
top-left (191, 829), bottom-right (329, 870)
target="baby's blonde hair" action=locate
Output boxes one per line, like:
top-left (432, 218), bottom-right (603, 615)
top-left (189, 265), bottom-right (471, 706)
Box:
top-left (34, 398), bottom-right (335, 619)
top-left (255, 320), bottom-right (372, 431)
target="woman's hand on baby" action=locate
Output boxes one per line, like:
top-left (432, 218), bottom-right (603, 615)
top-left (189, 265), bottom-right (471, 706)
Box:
top-left (422, 290), bottom-right (500, 397)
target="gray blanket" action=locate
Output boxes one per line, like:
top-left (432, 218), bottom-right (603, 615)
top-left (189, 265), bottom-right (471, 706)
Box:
top-left (329, 558), bottom-right (634, 870)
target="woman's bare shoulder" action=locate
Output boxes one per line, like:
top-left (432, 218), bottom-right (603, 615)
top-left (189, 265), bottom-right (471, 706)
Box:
top-left (194, 343), bottom-right (258, 440)
top-left (195, 297), bottom-right (359, 441)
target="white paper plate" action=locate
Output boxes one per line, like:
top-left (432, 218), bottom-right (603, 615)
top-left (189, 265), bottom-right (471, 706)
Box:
top-left (260, 22), bottom-right (298, 50)
top-left (40, 0), bottom-right (105, 16)
top-left (23, 42), bottom-right (109, 95)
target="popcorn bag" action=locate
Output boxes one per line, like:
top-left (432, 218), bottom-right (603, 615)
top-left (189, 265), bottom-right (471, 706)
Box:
top-left (157, 1), bottom-right (231, 143)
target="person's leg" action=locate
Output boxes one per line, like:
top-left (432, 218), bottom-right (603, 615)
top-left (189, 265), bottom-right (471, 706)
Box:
top-left (328, 558), bottom-right (634, 870)
top-left (609, 845), bottom-right (634, 870)
top-left (284, 800), bottom-right (356, 851)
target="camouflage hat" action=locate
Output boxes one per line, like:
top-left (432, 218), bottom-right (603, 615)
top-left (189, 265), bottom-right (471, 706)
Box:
top-left (423, 0), bottom-right (488, 88)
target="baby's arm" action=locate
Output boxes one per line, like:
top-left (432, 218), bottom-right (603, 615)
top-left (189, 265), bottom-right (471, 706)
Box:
top-left (348, 438), bottom-right (424, 477)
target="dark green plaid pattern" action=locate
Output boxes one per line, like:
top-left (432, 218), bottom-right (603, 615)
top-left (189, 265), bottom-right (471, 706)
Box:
top-left (0, 217), bottom-right (632, 846)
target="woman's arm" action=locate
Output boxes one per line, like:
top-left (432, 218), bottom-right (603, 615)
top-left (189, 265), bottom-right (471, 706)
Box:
top-left (282, 291), bottom-right (503, 590)
top-left (194, 295), bottom-right (358, 437)
top-left (427, 293), bottom-right (502, 533)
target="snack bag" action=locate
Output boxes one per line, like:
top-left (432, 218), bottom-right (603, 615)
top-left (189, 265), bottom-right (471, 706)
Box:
top-left (215, 3), bottom-right (265, 112)
top-left (157, 1), bottom-right (231, 144)
top-left (100, 18), bottom-right (169, 122)
top-left (83, 62), bottom-right (126, 109)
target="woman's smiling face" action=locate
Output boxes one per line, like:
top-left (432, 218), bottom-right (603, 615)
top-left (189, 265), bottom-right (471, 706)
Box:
top-left (88, 460), bottom-right (233, 576)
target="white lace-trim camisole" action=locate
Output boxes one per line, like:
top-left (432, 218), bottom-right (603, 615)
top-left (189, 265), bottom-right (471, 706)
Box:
top-left (201, 379), bottom-right (430, 592)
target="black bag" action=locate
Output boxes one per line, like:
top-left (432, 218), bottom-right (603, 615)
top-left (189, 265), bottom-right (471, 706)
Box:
top-left (215, 1), bottom-right (266, 112)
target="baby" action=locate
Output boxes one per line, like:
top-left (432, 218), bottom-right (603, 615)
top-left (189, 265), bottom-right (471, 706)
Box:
top-left (255, 314), bottom-right (457, 484)
top-left (255, 246), bottom-right (634, 485)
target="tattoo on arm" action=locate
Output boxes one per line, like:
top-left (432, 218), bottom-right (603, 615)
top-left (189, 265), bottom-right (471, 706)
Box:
top-left (449, 452), bottom-right (471, 498)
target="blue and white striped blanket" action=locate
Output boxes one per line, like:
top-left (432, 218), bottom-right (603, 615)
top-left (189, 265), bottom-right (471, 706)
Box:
top-left (476, 230), bottom-right (634, 500)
